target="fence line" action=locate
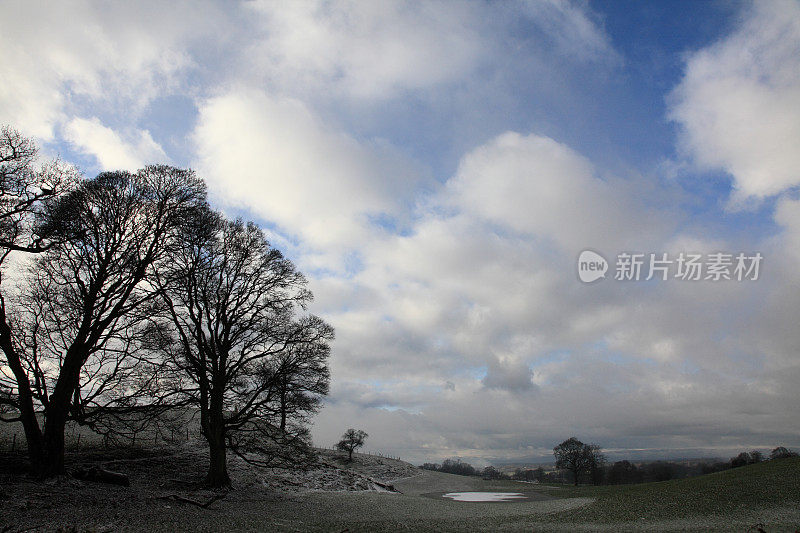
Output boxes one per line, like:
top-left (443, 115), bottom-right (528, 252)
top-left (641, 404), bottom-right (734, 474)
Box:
top-left (2, 431), bottom-right (402, 463)
top-left (328, 445), bottom-right (400, 461)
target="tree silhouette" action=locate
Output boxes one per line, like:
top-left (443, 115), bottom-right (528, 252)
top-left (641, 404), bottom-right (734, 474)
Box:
top-left (0, 126), bottom-right (79, 469)
top-left (157, 211), bottom-right (331, 488)
top-left (553, 437), bottom-right (605, 486)
top-left (1, 165), bottom-right (205, 477)
top-left (337, 429), bottom-right (368, 461)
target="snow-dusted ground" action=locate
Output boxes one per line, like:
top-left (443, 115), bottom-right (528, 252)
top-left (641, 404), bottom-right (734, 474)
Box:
top-left (5, 446), bottom-right (795, 532)
top-left (222, 446), bottom-right (420, 493)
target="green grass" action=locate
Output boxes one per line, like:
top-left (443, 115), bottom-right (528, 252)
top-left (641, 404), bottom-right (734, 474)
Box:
top-left (542, 457), bottom-right (800, 523)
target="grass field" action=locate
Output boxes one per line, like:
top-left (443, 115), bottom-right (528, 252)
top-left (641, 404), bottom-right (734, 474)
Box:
top-left (1, 448), bottom-right (798, 532)
top-left (542, 457), bottom-right (800, 524)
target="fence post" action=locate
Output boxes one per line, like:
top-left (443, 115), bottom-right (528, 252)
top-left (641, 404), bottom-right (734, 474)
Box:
top-left (12, 433), bottom-right (16, 452)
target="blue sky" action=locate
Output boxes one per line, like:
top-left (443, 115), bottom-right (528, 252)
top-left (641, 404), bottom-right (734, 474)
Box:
top-left (2, 0), bottom-right (800, 465)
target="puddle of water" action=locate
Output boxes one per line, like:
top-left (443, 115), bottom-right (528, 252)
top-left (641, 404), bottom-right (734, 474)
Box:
top-left (442, 492), bottom-right (526, 502)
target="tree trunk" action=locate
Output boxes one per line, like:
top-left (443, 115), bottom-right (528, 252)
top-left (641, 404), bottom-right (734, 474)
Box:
top-left (348, 448), bottom-right (353, 462)
top-left (205, 424), bottom-right (230, 488)
top-left (37, 344), bottom-right (85, 478)
top-left (0, 307), bottom-right (45, 472)
top-left (206, 436), bottom-right (230, 488)
top-left (40, 400), bottom-right (69, 478)
top-left (203, 391), bottom-right (230, 488)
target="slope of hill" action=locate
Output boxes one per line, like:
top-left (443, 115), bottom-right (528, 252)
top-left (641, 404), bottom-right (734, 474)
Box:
top-left (542, 456), bottom-right (800, 526)
top-left (1, 446), bottom-right (797, 532)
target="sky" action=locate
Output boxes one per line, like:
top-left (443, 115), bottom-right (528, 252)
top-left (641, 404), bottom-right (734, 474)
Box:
top-left (2, 0), bottom-right (800, 465)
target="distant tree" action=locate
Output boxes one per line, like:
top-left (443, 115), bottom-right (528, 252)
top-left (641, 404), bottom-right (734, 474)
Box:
top-left (337, 429), bottom-right (368, 461)
top-left (730, 452), bottom-right (760, 468)
top-left (513, 467), bottom-right (543, 482)
top-left (439, 458), bottom-right (478, 476)
top-left (482, 466), bottom-right (501, 479)
top-left (770, 446), bottom-right (798, 460)
top-left (645, 461), bottom-right (675, 481)
top-left (607, 460), bottom-right (643, 485)
top-left (587, 446), bottom-right (607, 485)
top-left (553, 437), bottom-right (606, 486)
top-left (749, 450), bottom-right (763, 463)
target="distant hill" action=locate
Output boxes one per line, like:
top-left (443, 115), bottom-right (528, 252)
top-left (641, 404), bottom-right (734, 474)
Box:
top-left (546, 456), bottom-right (800, 524)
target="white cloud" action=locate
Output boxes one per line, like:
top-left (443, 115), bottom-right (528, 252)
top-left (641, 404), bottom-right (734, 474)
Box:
top-left (64, 117), bottom-right (168, 171)
top-left (774, 196), bottom-right (800, 260)
top-left (310, 127), bottom-right (800, 463)
top-left (244, 0), bottom-right (486, 98)
top-left (192, 89), bottom-right (421, 254)
top-left (240, 0), bottom-right (621, 103)
top-left (3, 0), bottom-right (799, 464)
top-left (521, 0), bottom-right (620, 65)
top-left (669, 0), bottom-right (800, 201)
top-left (317, 132), bottom-right (671, 398)
top-left (446, 132), bottom-right (673, 252)
top-left (0, 0), bottom-right (223, 140)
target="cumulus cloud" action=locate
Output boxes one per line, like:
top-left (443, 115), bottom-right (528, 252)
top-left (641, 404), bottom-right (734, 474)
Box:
top-left (310, 125), bottom-right (800, 462)
top-left (446, 132), bottom-right (673, 252)
top-left (192, 89), bottom-right (422, 256)
top-left (4, 0), bottom-right (799, 465)
top-left (669, 0), bottom-right (800, 201)
top-left (64, 117), bottom-right (168, 171)
top-left (0, 0), bottom-right (224, 139)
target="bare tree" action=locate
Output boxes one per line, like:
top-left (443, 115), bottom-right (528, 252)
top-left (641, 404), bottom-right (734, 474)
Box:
top-left (0, 126), bottom-right (78, 254)
top-left (553, 437), bottom-right (605, 486)
top-left (157, 212), bottom-right (332, 488)
top-left (337, 429), bottom-right (368, 462)
top-left (269, 332), bottom-right (331, 434)
top-left (0, 126), bottom-right (79, 468)
top-left (0, 165), bottom-right (205, 477)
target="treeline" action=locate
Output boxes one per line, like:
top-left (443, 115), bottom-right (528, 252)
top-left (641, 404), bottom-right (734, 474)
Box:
top-left (590, 446), bottom-right (798, 485)
top-left (420, 460), bottom-right (558, 482)
top-left (421, 445), bottom-right (799, 486)
top-left (0, 126), bottom-right (332, 487)
top-left (697, 446), bottom-right (798, 476)
top-left (422, 458), bottom-right (480, 477)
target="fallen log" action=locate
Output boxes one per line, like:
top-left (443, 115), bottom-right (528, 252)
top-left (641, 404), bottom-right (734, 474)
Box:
top-left (73, 466), bottom-right (130, 486)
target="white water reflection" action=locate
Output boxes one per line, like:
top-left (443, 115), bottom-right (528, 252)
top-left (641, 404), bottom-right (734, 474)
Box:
top-left (442, 492), bottom-right (526, 502)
